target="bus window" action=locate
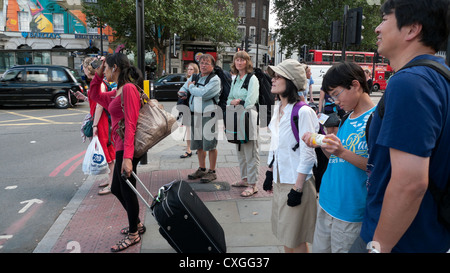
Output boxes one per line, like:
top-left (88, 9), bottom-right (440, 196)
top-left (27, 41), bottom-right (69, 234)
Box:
top-left (334, 53), bottom-right (342, 62)
top-left (346, 53), bottom-right (354, 62)
top-left (354, 54), bottom-right (365, 63)
top-left (323, 53), bottom-right (333, 63)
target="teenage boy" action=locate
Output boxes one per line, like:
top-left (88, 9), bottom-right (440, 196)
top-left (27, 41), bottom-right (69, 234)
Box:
top-left (303, 62), bottom-right (375, 253)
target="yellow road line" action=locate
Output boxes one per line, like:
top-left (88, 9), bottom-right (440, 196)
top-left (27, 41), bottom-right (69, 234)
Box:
top-left (0, 112), bottom-right (84, 124)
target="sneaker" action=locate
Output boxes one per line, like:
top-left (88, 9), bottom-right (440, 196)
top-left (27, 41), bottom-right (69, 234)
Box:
top-left (200, 170), bottom-right (217, 183)
top-left (188, 168), bottom-right (207, 180)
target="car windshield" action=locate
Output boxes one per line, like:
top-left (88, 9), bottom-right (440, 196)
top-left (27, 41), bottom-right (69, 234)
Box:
top-left (155, 75), bottom-right (170, 83)
top-left (155, 74), bottom-right (185, 83)
top-left (1, 69), bottom-right (23, 81)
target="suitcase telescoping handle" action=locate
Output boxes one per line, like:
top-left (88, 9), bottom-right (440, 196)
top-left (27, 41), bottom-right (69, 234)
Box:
top-left (121, 171), bottom-right (172, 210)
top-left (122, 171), bottom-right (155, 209)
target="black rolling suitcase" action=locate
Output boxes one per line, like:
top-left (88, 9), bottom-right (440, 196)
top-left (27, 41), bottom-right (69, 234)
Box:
top-left (123, 172), bottom-right (227, 253)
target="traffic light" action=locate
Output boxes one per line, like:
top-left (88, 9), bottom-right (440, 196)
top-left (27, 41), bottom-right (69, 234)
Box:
top-left (245, 36), bottom-right (252, 52)
top-left (263, 53), bottom-right (268, 65)
top-left (331, 21), bottom-right (342, 43)
top-left (173, 33), bottom-right (181, 56)
top-left (346, 7), bottom-right (364, 46)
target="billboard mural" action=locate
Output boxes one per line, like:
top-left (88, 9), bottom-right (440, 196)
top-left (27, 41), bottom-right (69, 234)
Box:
top-left (3, 0), bottom-right (87, 33)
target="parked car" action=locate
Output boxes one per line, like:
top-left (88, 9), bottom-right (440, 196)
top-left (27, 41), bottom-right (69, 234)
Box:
top-left (0, 65), bottom-right (87, 109)
top-left (151, 73), bottom-right (187, 101)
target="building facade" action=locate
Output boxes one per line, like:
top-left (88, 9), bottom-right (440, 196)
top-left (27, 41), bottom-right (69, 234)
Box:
top-left (168, 0), bottom-right (270, 75)
top-left (0, 0), bottom-right (113, 74)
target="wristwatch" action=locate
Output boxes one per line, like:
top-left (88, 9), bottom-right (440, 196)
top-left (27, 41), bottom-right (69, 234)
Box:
top-left (367, 241), bottom-right (380, 253)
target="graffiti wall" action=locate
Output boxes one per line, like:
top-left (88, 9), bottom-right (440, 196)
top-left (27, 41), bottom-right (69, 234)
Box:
top-left (3, 0), bottom-right (87, 33)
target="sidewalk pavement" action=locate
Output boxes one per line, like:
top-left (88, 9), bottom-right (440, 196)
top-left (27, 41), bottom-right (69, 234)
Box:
top-left (34, 123), bottom-right (285, 253)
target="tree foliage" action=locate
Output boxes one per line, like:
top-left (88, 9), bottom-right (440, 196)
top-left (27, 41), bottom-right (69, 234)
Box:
top-left (273, 0), bottom-right (383, 56)
top-left (83, 0), bottom-right (239, 75)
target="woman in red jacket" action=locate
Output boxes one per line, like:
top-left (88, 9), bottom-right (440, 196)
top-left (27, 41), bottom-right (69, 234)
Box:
top-left (80, 57), bottom-right (116, 195)
top-left (89, 53), bottom-right (145, 252)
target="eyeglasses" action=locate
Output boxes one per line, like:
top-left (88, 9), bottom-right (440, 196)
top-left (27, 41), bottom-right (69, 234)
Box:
top-left (199, 62), bottom-right (212, 66)
top-left (331, 87), bottom-right (346, 101)
top-left (272, 73), bottom-right (284, 81)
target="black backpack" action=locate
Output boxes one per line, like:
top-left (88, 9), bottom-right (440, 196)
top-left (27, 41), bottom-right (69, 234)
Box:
top-left (237, 68), bottom-right (275, 127)
top-left (367, 59), bottom-right (450, 230)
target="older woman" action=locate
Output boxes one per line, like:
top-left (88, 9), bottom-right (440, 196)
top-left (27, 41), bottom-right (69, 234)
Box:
top-left (265, 59), bottom-right (318, 253)
top-left (227, 51), bottom-right (260, 197)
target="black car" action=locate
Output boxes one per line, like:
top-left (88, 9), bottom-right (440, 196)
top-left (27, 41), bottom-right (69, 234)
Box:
top-left (0, 65), bottom-right (87, 109)
top-left (151, 73), bottom-right (187, 101)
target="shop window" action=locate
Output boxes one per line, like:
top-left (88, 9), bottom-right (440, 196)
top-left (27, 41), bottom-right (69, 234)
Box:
top-left (16, 51), bottom-right (33, 65)
top-left (0, 52), bottom-right (16, 72)
top-left (33, 52), bottom-right (51, 65)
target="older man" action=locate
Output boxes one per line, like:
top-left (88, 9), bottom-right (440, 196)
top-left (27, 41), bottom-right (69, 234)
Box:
top-left (179, 54), bottom-right (221, 183)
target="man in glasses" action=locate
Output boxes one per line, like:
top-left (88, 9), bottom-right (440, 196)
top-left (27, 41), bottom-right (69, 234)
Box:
top-left (179, 54), bottom-right (221, 183)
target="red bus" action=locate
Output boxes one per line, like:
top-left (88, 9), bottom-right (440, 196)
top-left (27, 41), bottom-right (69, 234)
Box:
top-left (306, 49), bottom-right (393, 91)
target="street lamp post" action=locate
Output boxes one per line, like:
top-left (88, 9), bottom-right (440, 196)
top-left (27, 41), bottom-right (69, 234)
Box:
top-left (136, 0), bottom-right (147, 164)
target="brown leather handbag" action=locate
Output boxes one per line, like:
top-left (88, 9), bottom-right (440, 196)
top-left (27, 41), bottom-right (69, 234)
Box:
top-left (117, 87), bottom-right (178, 158)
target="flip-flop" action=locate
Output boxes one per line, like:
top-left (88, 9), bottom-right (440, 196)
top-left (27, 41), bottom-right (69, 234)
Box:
top-left (98, 186), bottom-right (111, 195)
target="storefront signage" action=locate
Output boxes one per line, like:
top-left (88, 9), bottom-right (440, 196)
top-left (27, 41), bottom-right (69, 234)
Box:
top-left (22, 32), bottom-right (61, 39)
top-left (74, 34), bottom-right (108, 40)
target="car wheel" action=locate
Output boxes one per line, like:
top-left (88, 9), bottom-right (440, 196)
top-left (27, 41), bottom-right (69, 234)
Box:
top-left (54, 94), bottom-right (69, 109)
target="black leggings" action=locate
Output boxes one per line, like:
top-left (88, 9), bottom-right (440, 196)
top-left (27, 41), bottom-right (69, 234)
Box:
top-left (111, 150), bottom-right (142, 234)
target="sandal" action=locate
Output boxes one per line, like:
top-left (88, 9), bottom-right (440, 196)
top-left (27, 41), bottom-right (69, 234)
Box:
top-left (120, 224), bottom-right (146, 235)
top-left (110, 233), bottom-right (141, 252)
top-left (98, 186), bottom-right (111, 195)
top-left (99, 181), bottom-right (109, 187)
top-left (232, 180), bottom-right (249, 187)
top-left (180, 151), bottom-right (193, 158)
top-left (241, 186), bottom-right (258, 197)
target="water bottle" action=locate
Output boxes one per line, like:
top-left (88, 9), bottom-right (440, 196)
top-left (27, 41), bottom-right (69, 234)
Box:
top-left (311, 133), bottom-right (326, 146)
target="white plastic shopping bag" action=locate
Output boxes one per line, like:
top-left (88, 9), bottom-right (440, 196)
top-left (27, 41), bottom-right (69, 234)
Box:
top-left (82, 136), bottom-right (109, 175)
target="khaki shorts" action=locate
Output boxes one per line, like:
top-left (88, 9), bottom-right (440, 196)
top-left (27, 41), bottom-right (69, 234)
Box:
top-left (271, 176), bottom-right (317, 249)
top-left (312, 207), bottom-right (362, 253)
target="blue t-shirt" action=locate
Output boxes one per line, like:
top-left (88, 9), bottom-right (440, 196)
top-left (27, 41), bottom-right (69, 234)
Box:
top-left (361, 55), bottom-right (450, 253)
top-left (320, 106), bottom-right (376, 222)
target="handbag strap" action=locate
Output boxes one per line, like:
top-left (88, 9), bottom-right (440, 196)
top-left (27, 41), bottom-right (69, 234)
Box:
top-left (119, 83), bottom-right (148, 113)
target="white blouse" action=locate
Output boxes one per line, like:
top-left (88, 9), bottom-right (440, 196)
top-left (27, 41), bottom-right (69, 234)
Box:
top-left (268, 101), bottom-right (319, 184)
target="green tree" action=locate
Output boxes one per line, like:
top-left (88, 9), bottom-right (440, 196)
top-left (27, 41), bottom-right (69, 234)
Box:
top-left (83, 0), bottom-right (239, 76)
top-left (273, 0), bottom-right (382, 57)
